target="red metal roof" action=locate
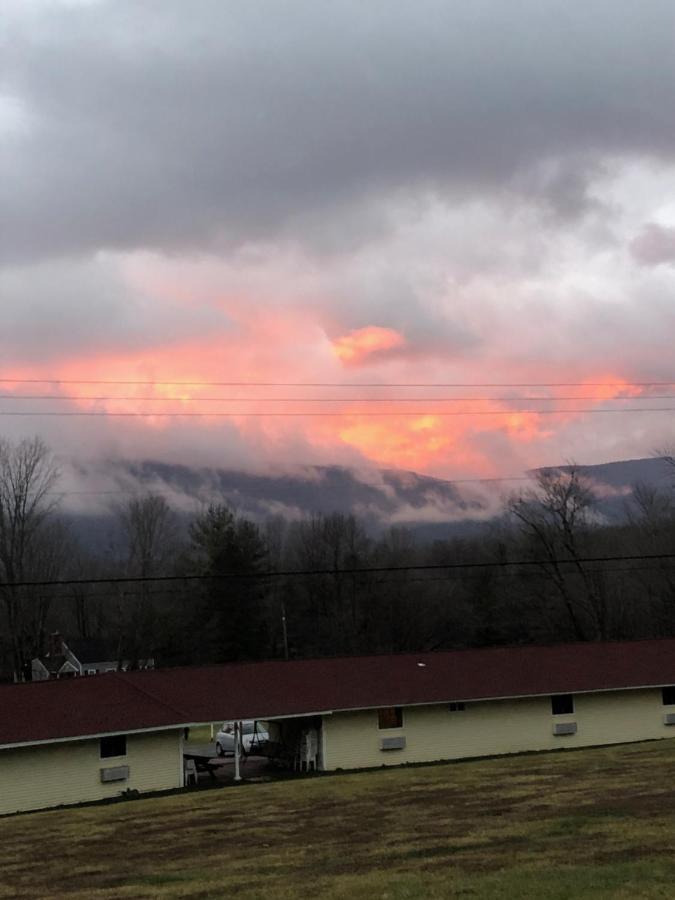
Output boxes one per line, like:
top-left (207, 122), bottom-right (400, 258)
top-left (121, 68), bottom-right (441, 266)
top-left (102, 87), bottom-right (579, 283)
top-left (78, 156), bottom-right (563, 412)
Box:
top-left (2, 638), bottom-right (675, 748)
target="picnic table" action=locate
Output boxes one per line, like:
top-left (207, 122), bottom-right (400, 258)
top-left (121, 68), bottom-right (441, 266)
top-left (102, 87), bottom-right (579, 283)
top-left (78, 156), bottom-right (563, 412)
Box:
top-left (183, 744), bottom-right (227, 781)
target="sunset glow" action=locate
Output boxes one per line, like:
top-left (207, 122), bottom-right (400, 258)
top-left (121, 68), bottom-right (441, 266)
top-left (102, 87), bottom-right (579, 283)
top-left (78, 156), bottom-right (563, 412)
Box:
top-left (331, 326), bottom-right (407, 366)
top-left (0, 335), bottom-right (668, 478)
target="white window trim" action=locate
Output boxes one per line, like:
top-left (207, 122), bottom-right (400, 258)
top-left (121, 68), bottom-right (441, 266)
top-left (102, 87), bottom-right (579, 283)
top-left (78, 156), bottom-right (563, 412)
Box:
top-left (99, 734), bottom-right (128, 760)
top-left (551, 694), bottom-right (575, 716)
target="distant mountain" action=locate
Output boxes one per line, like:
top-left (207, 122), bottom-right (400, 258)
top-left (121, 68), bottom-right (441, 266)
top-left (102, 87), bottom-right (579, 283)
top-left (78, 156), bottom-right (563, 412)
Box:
top-left (60, 455), bottom-right (675, 549)
top-left (61, 458), bottom-right (506, 545)
top-left (90, 459), bottom-right (495, 528)
top-left (532, 456), bottom-right (674, 522)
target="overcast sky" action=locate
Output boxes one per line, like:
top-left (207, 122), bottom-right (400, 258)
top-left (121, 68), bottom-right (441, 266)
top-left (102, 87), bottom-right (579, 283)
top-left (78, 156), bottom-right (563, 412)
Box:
top-left (3, 0), bottom-right (675, 480)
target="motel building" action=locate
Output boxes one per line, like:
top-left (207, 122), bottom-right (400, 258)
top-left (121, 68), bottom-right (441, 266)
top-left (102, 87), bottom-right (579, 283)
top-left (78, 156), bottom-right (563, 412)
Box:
top-left (2, 638), bottom-right (675, 816)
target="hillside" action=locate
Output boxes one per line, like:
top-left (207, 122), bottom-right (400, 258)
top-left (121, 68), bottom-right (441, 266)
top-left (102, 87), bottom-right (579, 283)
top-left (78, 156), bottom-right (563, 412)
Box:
top-left (62, 455), bottom-right (675, 544)
top-left (3, 739), bottom-right (675, 898)
top-left (535, 456), bottom-right (675, 522)
top-left (64, 458), bottom-right (496, 539)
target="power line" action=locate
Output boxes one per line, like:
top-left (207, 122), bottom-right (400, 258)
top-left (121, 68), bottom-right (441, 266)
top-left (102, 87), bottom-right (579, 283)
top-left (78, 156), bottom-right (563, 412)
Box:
top-left (18, 560), bottom-right (675, 604)
top-left (2, 379), bottom-right (675, 388)
top-left (2, 394), bottom-right (674, 403)
top-left (2, 407), bottom-right (675, 417)
top-left (4, 551), bottom-right (675, 589)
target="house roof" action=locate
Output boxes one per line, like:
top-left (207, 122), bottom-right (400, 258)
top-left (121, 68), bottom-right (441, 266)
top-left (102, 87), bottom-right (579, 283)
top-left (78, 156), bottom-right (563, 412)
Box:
top-left (35, 654), bottom-right (70, 675)
top-left (66, 638), bottom-right (120, 664)
top-left (3, 637), bottom-right (675, 749)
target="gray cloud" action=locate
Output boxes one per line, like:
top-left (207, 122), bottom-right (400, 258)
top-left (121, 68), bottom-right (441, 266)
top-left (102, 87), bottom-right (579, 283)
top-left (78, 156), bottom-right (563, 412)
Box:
top-left (0, 256), bottom-right (231, 364)
top-left (3, 0), bottom-right (675, 263)
top-left (3, 1), bottom-right (675, 482)
top-left (630, 223), bottom-right (675, 266)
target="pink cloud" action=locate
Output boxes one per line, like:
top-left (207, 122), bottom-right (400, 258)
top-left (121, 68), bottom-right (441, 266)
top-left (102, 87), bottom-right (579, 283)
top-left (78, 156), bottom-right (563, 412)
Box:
top-left (331, 326), bottom-right (407, 366)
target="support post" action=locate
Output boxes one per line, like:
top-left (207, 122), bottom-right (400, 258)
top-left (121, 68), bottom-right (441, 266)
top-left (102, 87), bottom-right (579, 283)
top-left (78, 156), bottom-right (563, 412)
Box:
top-left (281, 598), bottom-right (289, 661)
top-left (233, 720), bottom-right (242, 782)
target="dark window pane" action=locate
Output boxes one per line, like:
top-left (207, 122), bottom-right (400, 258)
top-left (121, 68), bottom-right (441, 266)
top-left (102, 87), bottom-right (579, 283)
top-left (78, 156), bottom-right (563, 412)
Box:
top-left (663, 687), bottom-right (675, 705)
top-left (100, 734), bottom-right (127, 758)
top-left (378, 707), bottom-right (403, 729)
top-left (551, 695), bottom-right (574, 715)
top-left (448, 702), bottom-right (466, 712)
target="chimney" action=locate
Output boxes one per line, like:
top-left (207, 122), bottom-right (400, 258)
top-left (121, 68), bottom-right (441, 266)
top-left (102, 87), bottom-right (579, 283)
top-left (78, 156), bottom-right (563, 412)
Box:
top-left (48, 632), bottom-right (63, 657)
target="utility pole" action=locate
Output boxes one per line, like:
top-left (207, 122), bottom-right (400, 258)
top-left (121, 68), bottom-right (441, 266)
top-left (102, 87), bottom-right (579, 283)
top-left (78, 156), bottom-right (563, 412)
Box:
top-left (281, 597), bottom-right (289, 661)
top-left (233, 720), bottom-right (242, 782)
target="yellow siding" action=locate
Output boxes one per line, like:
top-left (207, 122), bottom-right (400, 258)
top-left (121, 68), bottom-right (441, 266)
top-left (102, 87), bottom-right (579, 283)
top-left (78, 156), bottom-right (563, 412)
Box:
top-left (322, 689), bottom-right (675, 770)
top-left (0, 729), bottom-right (182, 816)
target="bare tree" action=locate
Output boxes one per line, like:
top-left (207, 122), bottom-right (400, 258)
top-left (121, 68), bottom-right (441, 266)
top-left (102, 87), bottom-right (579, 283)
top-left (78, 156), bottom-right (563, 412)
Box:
top-left (115, 493), bottom-right (177, 578)
top-left (112, 493), bottom-right (178, 668)
top-left (0, 437), bottom-right (61, 678)
top-left (627, 479), bottom-right (675, 632)
top-left (287, 513), bottom-right (371, 654)
top-left (509, 467), bottom-right (608, 640)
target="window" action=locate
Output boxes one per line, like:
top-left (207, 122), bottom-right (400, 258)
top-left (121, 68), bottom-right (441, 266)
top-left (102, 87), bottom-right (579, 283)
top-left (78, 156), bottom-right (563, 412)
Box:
top-left (448, 702), bottom-right (466, 712)
top-left (551, 694), bottom-right (574, 716)
top-left (100, 734), bottom-right (127, 758)
top-left (662, 687), bottom-right (675, 706)
top-left (378, 707), bottom-right (403, 729)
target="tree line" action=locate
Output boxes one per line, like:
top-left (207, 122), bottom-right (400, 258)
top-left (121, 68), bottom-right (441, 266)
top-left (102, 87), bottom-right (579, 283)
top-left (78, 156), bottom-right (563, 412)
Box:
top-left (2, 435), bottom-right (675, 681)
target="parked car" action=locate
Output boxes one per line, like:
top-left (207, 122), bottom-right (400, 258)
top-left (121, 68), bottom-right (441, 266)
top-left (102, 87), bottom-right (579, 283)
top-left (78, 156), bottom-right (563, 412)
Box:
top-left (215, 720), bottom-right (269, 756)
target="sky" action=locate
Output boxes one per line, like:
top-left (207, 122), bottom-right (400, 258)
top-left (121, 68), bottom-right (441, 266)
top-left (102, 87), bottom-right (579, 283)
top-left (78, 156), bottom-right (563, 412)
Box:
top-left (3, 0), bottom-right (675, 482)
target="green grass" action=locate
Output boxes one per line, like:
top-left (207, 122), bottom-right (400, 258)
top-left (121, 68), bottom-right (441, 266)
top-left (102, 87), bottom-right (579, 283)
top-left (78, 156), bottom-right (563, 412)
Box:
top-left (4, 740), bottom-right (675, 898)
top-left (185, 723), bottom-right (219, 743)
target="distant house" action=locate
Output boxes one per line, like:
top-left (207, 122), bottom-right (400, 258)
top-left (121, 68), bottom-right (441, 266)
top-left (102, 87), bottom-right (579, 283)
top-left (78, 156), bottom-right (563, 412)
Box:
top-left (3, 638), bottom-right (675, 815)
top-left (31, 633), bottom-right (155, 681)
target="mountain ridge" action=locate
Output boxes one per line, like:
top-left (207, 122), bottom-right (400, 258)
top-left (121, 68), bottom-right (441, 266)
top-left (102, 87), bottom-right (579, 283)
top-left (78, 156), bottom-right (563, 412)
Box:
top-left (60, 455), bottom-right (675, 546)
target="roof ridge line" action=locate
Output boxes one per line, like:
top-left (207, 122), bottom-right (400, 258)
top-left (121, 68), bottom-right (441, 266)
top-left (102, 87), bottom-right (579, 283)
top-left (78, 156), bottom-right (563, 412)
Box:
top-left (113, 635), bottom-right (675, 678)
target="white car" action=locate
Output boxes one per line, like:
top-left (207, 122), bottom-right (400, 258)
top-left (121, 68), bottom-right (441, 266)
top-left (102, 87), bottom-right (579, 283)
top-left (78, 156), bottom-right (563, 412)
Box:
top-left (215, 720), bottom-right (269, 757)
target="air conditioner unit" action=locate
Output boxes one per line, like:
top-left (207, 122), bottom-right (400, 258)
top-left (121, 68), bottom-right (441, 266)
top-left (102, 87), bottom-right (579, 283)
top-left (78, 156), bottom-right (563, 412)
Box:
top-left (664, 713), bottom-right (675, 726)
top-left (380, 736), bottom-right (406, 751)
top-left (552, 722), bottom-right (577, 736)
top-left (100, 765), bottom-right (129, 783)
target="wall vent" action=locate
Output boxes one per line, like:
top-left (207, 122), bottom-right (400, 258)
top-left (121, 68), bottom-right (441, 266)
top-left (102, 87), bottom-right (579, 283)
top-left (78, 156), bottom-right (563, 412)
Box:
top-left (380, 736), bottom-right (406, 751)
top-left (552, 722), bottom-right (577, 736)
top-left (664, 713), bottom-right (675, 726)
top-left (100, 765), bottom-right (129, 783)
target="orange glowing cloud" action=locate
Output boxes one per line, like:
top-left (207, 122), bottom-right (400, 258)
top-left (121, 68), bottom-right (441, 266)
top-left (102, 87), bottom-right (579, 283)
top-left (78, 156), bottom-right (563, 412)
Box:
top-left (337, 416), bottom-right (457, 471)
top-left (331, 326), bottom-right (406, 366)
top-left (578, 376), bottom-right (643, 401)
top-left (0, 302), bottom-right (662, 484)
top-left (333, 406), bottom-right (551, 475)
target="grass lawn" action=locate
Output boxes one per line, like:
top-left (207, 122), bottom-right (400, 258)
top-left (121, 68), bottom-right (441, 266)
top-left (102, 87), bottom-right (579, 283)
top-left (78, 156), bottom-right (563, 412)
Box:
top-left (186, 723), bottom-right (219, 743)
top-left (4, 740), bottom-right (675, 898)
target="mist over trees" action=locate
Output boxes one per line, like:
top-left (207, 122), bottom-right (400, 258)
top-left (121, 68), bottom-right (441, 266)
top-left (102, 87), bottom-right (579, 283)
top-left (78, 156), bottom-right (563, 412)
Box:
top-left (3, 436), bottom-right (675, 681)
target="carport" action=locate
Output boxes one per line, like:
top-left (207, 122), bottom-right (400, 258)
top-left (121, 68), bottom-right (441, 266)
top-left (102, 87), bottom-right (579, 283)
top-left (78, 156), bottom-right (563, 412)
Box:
top-left (183, 714), bottom-right (323, 783)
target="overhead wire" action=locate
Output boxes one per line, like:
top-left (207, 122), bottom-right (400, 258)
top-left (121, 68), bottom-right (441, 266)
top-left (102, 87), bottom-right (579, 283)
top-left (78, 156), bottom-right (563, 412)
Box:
top-left (2, 394), bottom-right (675, 402)
top-left (2, 378), bottom-right (675, 388)
top-left (2, 408), bottom-right (675, 417)
top-left (5, 550), bottom-right (675, 589)
top-left (22, 559), bottom-right (675, 605)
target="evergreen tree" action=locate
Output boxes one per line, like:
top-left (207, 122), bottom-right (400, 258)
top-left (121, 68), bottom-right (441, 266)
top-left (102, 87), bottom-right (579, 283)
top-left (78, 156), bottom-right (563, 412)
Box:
top-left (189, 505), bottom-right (268, 662)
